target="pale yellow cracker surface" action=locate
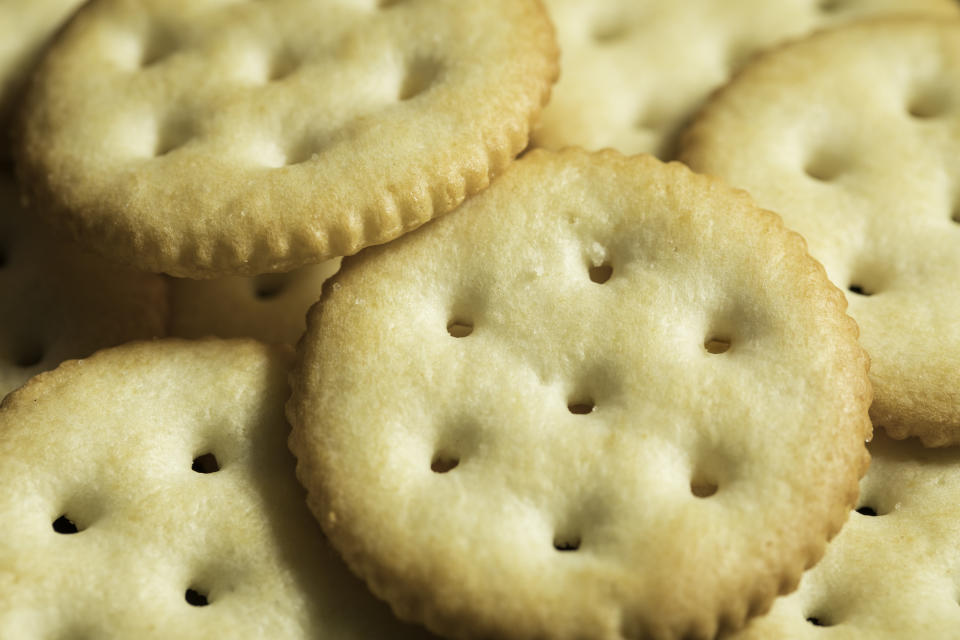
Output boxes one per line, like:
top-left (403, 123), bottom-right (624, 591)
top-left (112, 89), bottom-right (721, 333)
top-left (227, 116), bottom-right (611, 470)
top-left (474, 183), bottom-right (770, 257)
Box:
top-left (168, 259), bottom-right (340, 346)
top-left (681, 18), bottom-right (960, 445)
top-left (0, 170), bottom-right (167, 398)
top-left (0, 338), bottom-right (440, 639)
top-left (17, 0), bottom-right (558, 277)
top-left (289, 149), bottom-right (872, 640)
top-left (535, 0), bottom-right (958, 159)
top-left (0, 0), bottom-right (84, 133)
top-left (728, 432), bottom-right (960, 638)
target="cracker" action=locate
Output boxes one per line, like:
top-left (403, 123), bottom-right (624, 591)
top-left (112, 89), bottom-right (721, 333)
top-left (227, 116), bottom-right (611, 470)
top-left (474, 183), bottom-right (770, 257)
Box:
top-left (168, 259), bottom-right (340, 345)
top-left (680, 18), bottom-right (960, 445)
top-left (534, 0), bottom-right (958, 159)
top-left (288, 149), bottom-right (872, 640)
top-left (0, 0), bottom-right (84, 142)
top-left (0, 170), bottom-right (166, 399)
top-left (0, 338), bottom-right (439, 639)
top-left (729, 432), bottom-right (960, 638)
top-left (16, 0), bottom-right (558, 277)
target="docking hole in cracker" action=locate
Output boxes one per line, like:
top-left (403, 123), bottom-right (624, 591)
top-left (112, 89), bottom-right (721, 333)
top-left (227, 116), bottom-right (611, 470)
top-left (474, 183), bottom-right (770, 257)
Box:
top-left (16, 0), bottom-right (558, 277)
top-left (0, 339), bottom-right (439, 639)
top-left (680, 17), bottom-right (960, 445)
top-left (288, 149), bottom-right (873, 640)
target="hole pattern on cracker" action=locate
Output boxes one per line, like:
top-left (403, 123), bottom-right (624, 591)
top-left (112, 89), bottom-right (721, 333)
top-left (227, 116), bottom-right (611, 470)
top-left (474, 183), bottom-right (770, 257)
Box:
top-left (592, 21), bottom-right (630, 45)
top-left (289, 149), bottom-right (880, 638)
top-left (588, 263), bottom-right (612, 284)
top-left (446, 320), bottom-right (473, 338)
top-left (18, 0), bottom-right (559, 281)
top-left (690, 479), bottom-right (719, 498)
top-left (192, 453), bottom-right (220, 474)
top-left (52, 515), bottom-right (81, 534)
top-left (567, 399), bottom-right (595, 415)
top-left (282, 137), bottom-right (327, 166)
top-left (267, 50), bottom-right (299, 83)
top-left (553, 535), bottom-right (581, 552)
top-left (907, 86), bottom-right (950, 120)
top-left (633, 105), bottom-right (672, 137)
top-left (430, 454), bottom-right (459, 474)
top-left (845, 260), bottom-right (886, 299)
top-left (678, 21), bottom-right (960, 449)
top-left (140, 26), bottom-right (178, 67)
top-left (854, 492), bottom-right (886, 516)
top-left (154, 114), bottom-right (196, 157)
top-left (804, 149), bottom-right (849, 182)
top-left (185, 587), bottom-right (210, 607)
top-left (816, 0), bottom-right (847, 12)
top-left (704, 337), bottom-right (731, 354)
top-left (806, 615), bottom-right (832, 627)
top-left (398, 59), bottom-right (441, 101)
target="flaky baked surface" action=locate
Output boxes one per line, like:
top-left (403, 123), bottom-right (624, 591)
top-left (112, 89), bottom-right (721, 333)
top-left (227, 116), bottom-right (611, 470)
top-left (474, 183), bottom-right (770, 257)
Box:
top-left (534, 0), bottom-right (958, 159)
top-left (729, 432), bottom-right (960, 638)
top-left (0, 338), bottom-right (439, 639)
top-left (16, 0), bottom-right (558, 277)
top-left (681, 17), bottom-right (960, 445)
top-left (289, 149), bottom-right (872, 640)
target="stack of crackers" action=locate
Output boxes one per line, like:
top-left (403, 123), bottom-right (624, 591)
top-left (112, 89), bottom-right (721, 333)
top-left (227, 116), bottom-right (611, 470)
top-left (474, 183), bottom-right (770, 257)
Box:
top-left (1, 1), bottom-right (958, 638)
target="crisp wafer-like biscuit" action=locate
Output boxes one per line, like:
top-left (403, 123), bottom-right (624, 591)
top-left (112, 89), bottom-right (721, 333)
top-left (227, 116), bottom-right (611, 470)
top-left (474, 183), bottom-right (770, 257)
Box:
top-left (0, 0), bottom-right (84, 138)
top-left (0, 338), bottom-right (439, 639)
top-left (168, 259), bottom-right (340, 345)
top-left (17, 0), bottom-right (558, 277)
top-left (0, 170), bottom-right (166, 398)
top-left (680, 18), bottom-right (960, 445)
top-left (534, 0), bottom-right (958, 159)
top-left (288, 149), bottom-right (872, 640)
top-left (730, 432), bottom-right (960, 638)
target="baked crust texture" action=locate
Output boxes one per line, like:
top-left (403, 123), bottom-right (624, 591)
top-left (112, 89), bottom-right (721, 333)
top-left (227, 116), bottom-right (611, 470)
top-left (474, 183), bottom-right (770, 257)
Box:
top-left (681, 17), bottom-right (960, 445)
top-left (17, 0), bottom-right (558, 277)
top-left (730, 432), bottom-right (960, 638)
top-left (289, 149), bottom-right (873, 640)
top-left (534, 0), bottom-right (958, 159)
top-left (0, 338), bottom-right (439, 639)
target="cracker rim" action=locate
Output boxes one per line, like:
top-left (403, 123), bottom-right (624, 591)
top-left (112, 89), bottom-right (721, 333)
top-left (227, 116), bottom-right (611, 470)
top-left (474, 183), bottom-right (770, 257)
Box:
top-left (678, 15), bottom-right (960, 446)
top-left (287, 148), bottom-right (873, 640)
top-left (15, 0), bottom-right (559, 278)
top-left (531, 1), bottom-right (960, 160)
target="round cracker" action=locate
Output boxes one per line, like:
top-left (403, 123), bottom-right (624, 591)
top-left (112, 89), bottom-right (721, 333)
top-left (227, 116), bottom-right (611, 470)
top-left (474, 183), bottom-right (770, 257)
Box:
top-left (0, 338), bottom-right (439, 639)
top-left (168, 259), bottom-right (341, 346)
top-left (0, 170), bottom-right (167, 398)
top-left (534, 0), bottom-right (958, 159)
top-left (730, 432), bottom-right (960, 638)
top-left (680, 18), bottom-right (960, 445)
top-left (16, 0), bottom-right (558, 277)
top-left (288, 149), bottom-right (872, 640)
